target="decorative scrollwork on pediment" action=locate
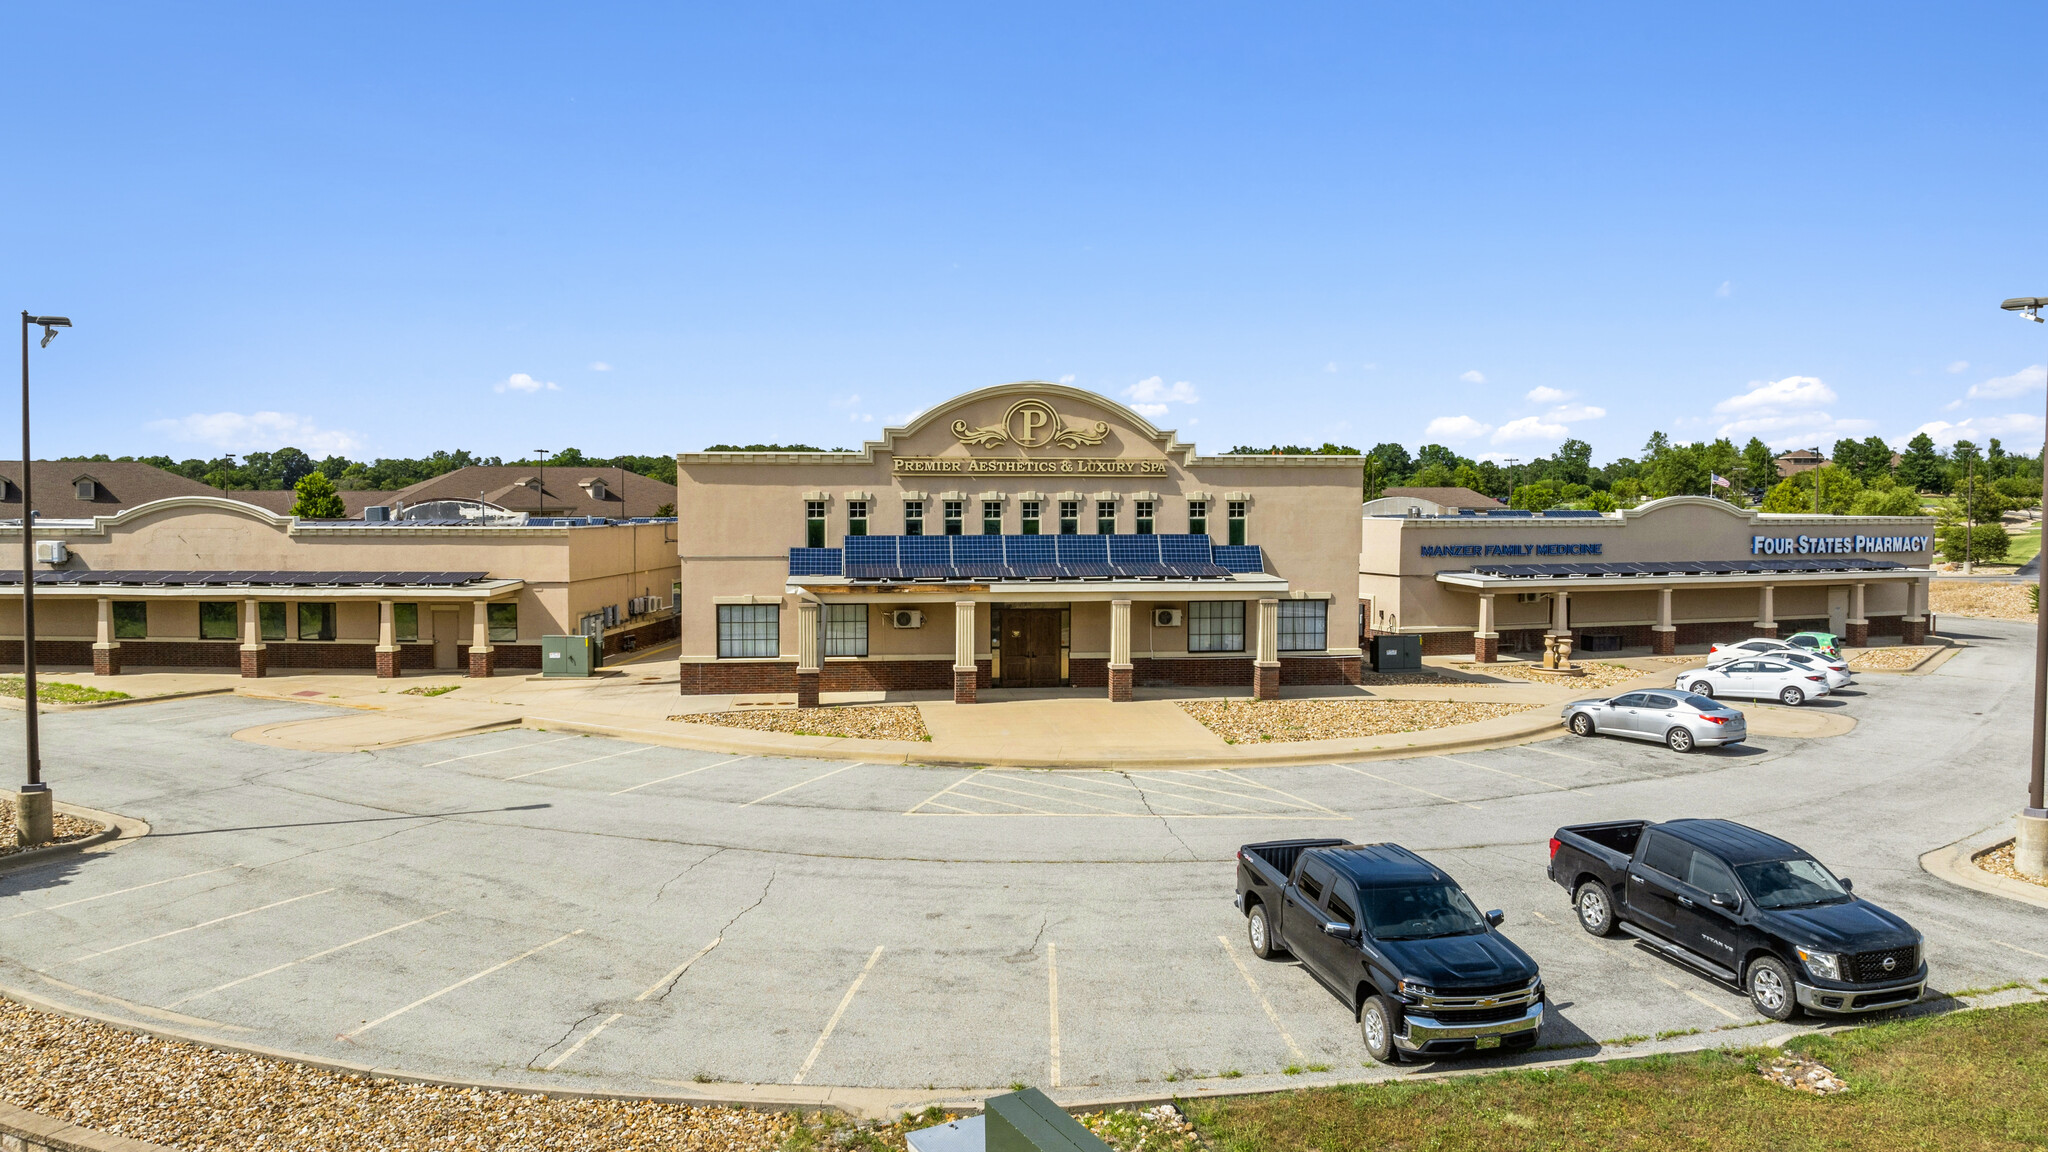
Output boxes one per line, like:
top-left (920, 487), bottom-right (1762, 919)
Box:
top-left (951, 398), bottom-right (1115, 451)
top-left (952, 420), bottom-right (1009, 448)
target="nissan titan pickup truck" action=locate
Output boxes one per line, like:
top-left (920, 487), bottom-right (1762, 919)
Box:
top-left (1236, 838), bottom-right (1544, 1063)
top-left (1549, 818), bottom-right (1926, 1020)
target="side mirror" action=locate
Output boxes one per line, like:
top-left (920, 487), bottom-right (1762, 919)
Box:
top-left (1485, 909), bottom-right (1506, 927)
top-left (1839, 877), bottom-right (1853, 892)
top-left (1322, 920), bottom-right (1354, 938)
top-left (1710, 893), bottom-right (1740, 911)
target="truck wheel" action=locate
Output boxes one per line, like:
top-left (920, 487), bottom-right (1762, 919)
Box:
top-left (1779, 686), bottom-right (1805, 707)
top-left (1360, 995), bottom-right (1402, 1064)
top-left (1570, 713), bottom-right (1596, 737)
top-left (1247, 904), bottom-right (1279, 960)
top-left (1665, 727), bottom-right (1695, 753)
top-left (1746, 955), bottom-right (1799, 1021)
top-left (1574, 880), bottom-right (1617, 937)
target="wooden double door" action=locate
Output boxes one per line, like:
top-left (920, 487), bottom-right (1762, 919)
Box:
top-left (999, 608), bottom-right (1066, 687)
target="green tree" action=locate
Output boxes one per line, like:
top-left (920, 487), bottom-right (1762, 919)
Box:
top-left (1740, 437), bottom-right (1778, 491)
top-left (1510, 480), bottom-right (1561, 512)
top-left (1452, 464), bottom-right (1487, 493)
top-left (1760, 465), bottom-right (1863, 515)
top-left (1848, 481), bottom-right (1923, 517)
top-left (1701, 438), bottom-right (1742, 503)
top-left (1409, 462), bottom-right (1457, 488)
top-left (1552, 438), bottom-right (1593, 486)
top-left (1611, 476), bottom-right (1644, 506)
top-left (289, 470), bottom-right (346, 519)
top-left (1643, 442), bottom-right (1709, 499)
top-left (1584, 490), bottom-right (1618, 513)
top-left (1896, 433), bottom-right (1943, 491)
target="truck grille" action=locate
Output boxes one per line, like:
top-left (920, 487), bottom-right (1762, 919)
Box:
top-left (1847, 945), bottom-right (1917, 983)
top-left (1422, 1004), bottom-right (1529, 1025)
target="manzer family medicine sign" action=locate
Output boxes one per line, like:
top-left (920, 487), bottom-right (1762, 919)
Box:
top-left (1752, 534), bottom-right (1932, 555)
top-left (1420, 543), bottom-right (1604, 558)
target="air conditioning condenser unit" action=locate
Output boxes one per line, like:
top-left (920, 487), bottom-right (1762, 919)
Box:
top-left (1152, 608), bottom-right (1182, 627)
top-left (890, 609), bottom-right (925, 629)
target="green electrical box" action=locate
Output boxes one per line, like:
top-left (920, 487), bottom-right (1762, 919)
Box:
top-left (541, 634), bottom-right (596, 677)
top-left (984, 1089), bottom-right (1112, 1152)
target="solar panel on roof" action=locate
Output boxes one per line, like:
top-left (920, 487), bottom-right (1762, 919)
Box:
top-left (1005, 536), bottom-right (1055, 564)
top-left (1108, 536), bottom-right (1162, 564)
top-left (1056, 535), bottom-right (1109, 562)
top-left (789, 548), bottom-right (842, 577)
top-left (1213, 545), bottom-right (1265, 573)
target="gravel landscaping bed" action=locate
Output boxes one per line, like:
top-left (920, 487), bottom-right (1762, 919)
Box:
top-left (1976, 840), bottom-right (2048, 889)
top-left (1845, 646), bottom-right (1940, 672)
top-left (1180, 698), bottom-right (1541, 743)
top-left (1356, 671), bottom-right (1457, 686)
top-left (1467, 661), bottom-right (1642, 690)
top-left (1929, 580), bottom-right (2035, 620)
top-left (0, 799), bottom-right (102, 859)
top-left (674, 704), bottom-right (931, 741)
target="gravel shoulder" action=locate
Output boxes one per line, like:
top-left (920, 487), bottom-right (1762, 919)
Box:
top-left (1930, 580), bottom-right (2035, 620)
top-left (1178, 698), bottom-right (1542, 743)
top-left (674, 704), bottom-right (932, 742)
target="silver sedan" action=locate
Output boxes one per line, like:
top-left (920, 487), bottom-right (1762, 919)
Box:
top-left (1560, 689), bottom-right (1748, 752)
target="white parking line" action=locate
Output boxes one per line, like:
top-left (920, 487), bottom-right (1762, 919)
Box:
top-left (609, 756), bottom-right (750, 797)
top-left (1216, 934), bottom-right (1304, 1062)
top-left (1521, 743), bottom-right (1607, 768)
top-left (7, 863), bottom-right (243, 919)
top-left (503, 745), bottom-right (659, 781)
top-left (56, 889), bottom-right (336, 967)
top-left (1652, 975), bottom-right (1742, 1020)
top-left (541, 937), bottom-right (725, 1073)
top-left (345, 929), bottom-right (583, 1038)
top-left (543, 1012), bottom-right (623, 1071)
top-left (1330, 763), bottom-right (1482, 810)
top-left (740, 763), bottom-right (862, 807)
top-left (959, 778), bottom-right (1167, 816)
top-left (1992, 938), bottom-right (2048, 962)
top-left (1047, 941), bottom-right (1062, 1089)
top-left (422, 735), bottom-right (578, 767)
top-left (1435, 753), bottom-right (1568, 792)
top-left (905, 771), bottom-right (981, 815)
top-left (792, 945), bottom-right (885, 1084)
top-left (1194, 770), bottom-right (1348, 815)
top-left (167, 911), bottom-right (453, 1007)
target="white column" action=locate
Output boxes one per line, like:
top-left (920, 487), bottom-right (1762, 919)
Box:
top-left (1758, 584), bottom-right (1776, 629)
top-left (472, 599), bottom-right (494, 653)
top-left (1476, 593), bottom-right (1496, 639)
top-left (1656, 587), bottom-right (1674, 631)
top-left (377, 599), bottom-right (397, 651)
top-left (1850, 583), bottom-right (1867, 625)
top-left (1255, 598), bottom-right (1280, 665)
top-left (242, 598), bottom-right (263, 649)
top-left (1109, 599), bottom-right (1133, 667)
top-left (1905, 577), bottom-right (1928, 622)
top-left (798, 600), bottom-right (822, 673)
top-left (1549, 590), bottom-right (1570, 636)
top-left (95, 597), bottom-right (113, 646)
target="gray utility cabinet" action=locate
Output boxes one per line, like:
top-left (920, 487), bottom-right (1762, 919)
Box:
top-left (541, 634), bottom-right (597, 677)
top-left (1371, 633), bottom-right (1423, 672)
top-left (905, 1089), bottom-right (1112, 1152)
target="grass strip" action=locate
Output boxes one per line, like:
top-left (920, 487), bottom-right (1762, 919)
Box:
top-left (0, 676), bottom-right (129, 704)
top-left (1186, 1001), bottom-right (2048, 1151)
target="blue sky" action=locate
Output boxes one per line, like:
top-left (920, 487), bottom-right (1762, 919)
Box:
top-left (5, 4), bottom-right (2045, 465)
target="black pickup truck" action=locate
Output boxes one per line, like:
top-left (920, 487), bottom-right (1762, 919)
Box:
top-left (1549, 818), bottom-right (1926, 1020)
top-left (1236, 838), bottom-right (1544, 1063)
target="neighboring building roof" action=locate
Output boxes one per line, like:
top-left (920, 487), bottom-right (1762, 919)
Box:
top-left (1774, 448), bottom-right (1827, 477)
top-left (1378, 486), bottom-right (1500, 510)
top-left (0, 460), bottom-right (220, 519)
top-left (380, 465), bottom-right (677, 519)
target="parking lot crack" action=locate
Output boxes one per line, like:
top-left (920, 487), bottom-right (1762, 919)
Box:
top-left (1120, 773), bottom-right (1199, 861)
top-left (528, 1007), bottom-right (606, 1070)
top-left (652, 871), bottom-right (774, 1004)
top-left (650, 847), bottom-right (726, 906)
top-left (1008, 912), bottom-right (1048, 962)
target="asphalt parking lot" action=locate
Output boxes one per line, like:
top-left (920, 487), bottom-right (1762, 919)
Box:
top-left (1, 620), bottom-right (2044, 1106)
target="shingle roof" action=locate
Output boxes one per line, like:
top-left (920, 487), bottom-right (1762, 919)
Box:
top-left (1378, 486), bottom-right (1501, 510)
top-left (381, 465), bottom-right (676, 519)
top-left (0, 460), bottom-right (220, 519)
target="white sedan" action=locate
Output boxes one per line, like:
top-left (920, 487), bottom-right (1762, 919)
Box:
top-left (1681, 658), bottom-right (1833, 706)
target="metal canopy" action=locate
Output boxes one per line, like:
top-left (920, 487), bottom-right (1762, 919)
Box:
top-left (1449, 557), bottom-right (1908, 580)
top-left (0, 569), bottom-right (493, 588)
top-left (792, 534), bottom-right (1257, 583)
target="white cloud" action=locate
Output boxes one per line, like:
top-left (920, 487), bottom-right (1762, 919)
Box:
top-left (1125, 376), bottom-right (1199, 405)
top-left (1424, 415), bottom-right (1492, 440)
top-left (1058, 374), bottom-right (1076, 384)
top-left (496, 372), bottom-right (559, 394)
top-left (1130, 403), bottom-right (1169, 419)
top-left (1459, 370), bottom-right (1487, 384)
top-left (1710, 375), bottom-right (1867, 445)
top-left (1473, 451), bottom-right (1518, 464)
top-left (1947, 360), bottom-right (1969, 374)
top-left (588, 361), bottom-right (612, 372)
top-left (1943, 398), bottom-right (1963, 411)
top-left (148, 411), bottom-right (363, 456)
top-left (1549, 404), bottom-right (1607, 422)
top-left (1524, 386), bottom-right (1573, 404)
top-left (1491, 416), bottom-right (1569, 444)
top-left (1716, 281), bottom-right (1732, 298)
top-left (1323, 362), bottom-right (1339, 373)
top-left (1911, 413), bottom-right (2046, 447)
top-left (1714, 375), bottom-right (1836, 415)
top-left (1966, 364), bottom-right (2045, 400)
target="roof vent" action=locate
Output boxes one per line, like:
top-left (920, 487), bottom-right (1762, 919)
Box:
top-left (363, 505), bottom-right (390, 522)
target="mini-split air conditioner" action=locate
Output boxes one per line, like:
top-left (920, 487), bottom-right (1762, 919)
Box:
top-left (1153, 608), bottom-right (1182, 627)
top-left (34, 541), bottom-right (68, 564)
top-left (1517, 592), bottom-right (1543, 604)
top-left (890, 609), bottom-right (925, 629)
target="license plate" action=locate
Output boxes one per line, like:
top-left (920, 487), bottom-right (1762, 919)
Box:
top-left (1475, 1035), bottom-right (1501, 1050)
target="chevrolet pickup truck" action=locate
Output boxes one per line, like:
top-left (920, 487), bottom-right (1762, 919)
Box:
top-left (1236, 838), bottom-right (1544, 1063)
top-left (1549, 818), bottom-right (1926, 1020)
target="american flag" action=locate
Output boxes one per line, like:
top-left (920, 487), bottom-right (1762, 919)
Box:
top-left (1711, 473), bottom-right (1731, 488)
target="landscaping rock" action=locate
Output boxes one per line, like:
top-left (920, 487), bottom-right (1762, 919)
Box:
top-left (674, 704), bottom-right (931, 741)
top-left (1179, 698), bottom-right (1540, 743)
top-left (1759, 1054), bottom-right (1849, 1095)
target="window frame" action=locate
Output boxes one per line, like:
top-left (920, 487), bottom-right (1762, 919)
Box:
top-left (1641, 831), bottom-right (1691, 879)
top-left (822, 602), bottom-right (868, 657)
top-left (941, 499), bottom-right (963, 536)
top-left (1188, 499), bottom-right (1208, 537)
top-left (846, 499), bottom-right (868, 538)
top-left (716, 603), bottom-right (780, 659)
top-left (1277, 599), bottom-right (1327, 652)
top-left (805, 500), bottom-right (827, 548)
top-left (297, 601), bottom-right (337, 642)
top-left (1187, 600), bottom-right (1246, 653)
top-left (981, 500), bottom-right (1003, 535)
top-left (111, 601), bottom-right (148, 640)
top-left (1058, 499), bottom-right (1079, 535)
top-left (487, 603), bottom-right (519, 643)
top-left (1134, 499), bottom-right (1154, 535)
top-left (1020, 500), bottom-right (1041, 535)
top-left (259, 602), bottom-right (287, 640)
top-left (1227, 499), bottom-right (1247, 546)
top-left (1095, 499), bottom-right (1116, 535)
top-left (197, 601), bottom-right (237, 641)
top-left (903, 500), bottom-right (925, 536)
top-left (394, 602), bottom-right (420, 643)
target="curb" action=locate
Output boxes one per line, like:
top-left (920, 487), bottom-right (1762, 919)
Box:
top-left (0, 1098), bottom-right (178, 1152)
top-left (1920, 825), bottom-right (2048, 911)
top-left (0, 687), bottom-right (234, 713)
top-left (0, 804), bottom-right (147, 876)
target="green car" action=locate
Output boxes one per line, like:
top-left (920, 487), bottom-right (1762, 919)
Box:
top-left (1785, 630), bottom-right (1842, 657)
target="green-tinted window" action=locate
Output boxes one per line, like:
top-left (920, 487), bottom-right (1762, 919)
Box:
top-left (488, 602), bottom-right (519, 643)
top-left (394, 603), bottom-right (419, 642)
top-left (112, 601), bottom-right (147, 640)
top-left (1020, 500), bottom-right (1041, 535)
top-left (1096, 500), bottom-right (1116, 535)
top-left (806, 500), bottom-right (826, 549)
top-left (199, 602), bottom-right (237, 640)
top-left (982, 500), bottom-right (1002, 535)
top-left (1227, 500), bottom-right (1247, 546)
top-left (1135, 499), bottom-right (1154, 535)
top-left (259, 602), bottom-right (287, 640)
top-left (1188, 499), bottom-right (1208, 538)
top-left (1058, 500), bottom-right (1079, 535)
top-left (847, 499), bottom-right (868, 538)
top-left (943, 500), bottom-right (963, 536)
top-left (298, 602), bottom-right (336, 641)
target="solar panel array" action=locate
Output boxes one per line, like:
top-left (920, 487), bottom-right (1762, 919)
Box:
top-left (0, 570), bottom-right (491, 588)
top-left (1459, 558), bottom-right (1908, 579)
top-left (790, 534), bottom-right (1257, 582)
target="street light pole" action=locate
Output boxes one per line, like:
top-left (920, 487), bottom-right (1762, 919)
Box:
top-left (1999, 296), bottom-right (2048, 877)
top-left (15, 312), bottom-right (68, 847)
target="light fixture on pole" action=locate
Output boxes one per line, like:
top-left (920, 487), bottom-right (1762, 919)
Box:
top-left (16, 312), bottom-right (69, 847)
top-left (1999, 295), bottom-right (2047, 878)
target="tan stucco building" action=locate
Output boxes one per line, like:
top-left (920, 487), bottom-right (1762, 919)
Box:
top-left (674, 382), bottom-right (1365, 703)
top-left (1360, 496), bottom-right (1937, 660)
top-left (1, 497), bottom-right (677, 677)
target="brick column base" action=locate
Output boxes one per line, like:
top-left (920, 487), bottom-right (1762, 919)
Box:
top-left (92, 645), bottom-right (120, 676)
top-left (1846, 621), bottom-right (1869, 647)
top-left (1253, 663), bottom-right (1281, 700)
top-left (240, 646), bottom-right (267, 678)
top-left (1651, 628), bottom-right (1676, 656)
top-left (375, 649), bottom-right (400, 678)
top-left (468, 648), bottom-right (496, 678)
top-left (796, 670), bottom-right (820, 708)
top-left (952, 667), bottom-right (978, 704)
top-left (1473, 635), bottom-right (1499, 663)
top-left (1754, 623), bottom-right (1778, 638)
top-left (1902, 619), bottom-right (1926, 644)
top-left (1108, 665), bottom-right (1133, 702)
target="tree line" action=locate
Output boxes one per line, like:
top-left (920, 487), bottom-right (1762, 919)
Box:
top-left (60, 447), bottom-right (680, 491)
